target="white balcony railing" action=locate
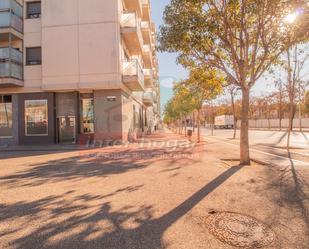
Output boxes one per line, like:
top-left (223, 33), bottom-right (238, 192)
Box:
top-left (0, 0), bottom-right (23, 17)
top-left (121, 11), bottom-right (140, 29)
top-left (123, 59), bottom-right (144, 88)
top-left (121, 12), bottom-right (144, 52)
top-left (0, 0), bottom-right (23, 33)
top-left (0, 47), bottom-right (23, 80)
top-left (143, 68), bottom-right (153, 78)
top-left (142, 0), bottom-right (149, 6)
top-left (141, 21), bottom-right (150, 30)
top-left (143, 45), bottom-right (152, 54)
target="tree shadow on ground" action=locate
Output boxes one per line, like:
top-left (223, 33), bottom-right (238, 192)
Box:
top-left (0, 166), bottom-right (243, 249)
top-left (0, 140), bottom-right (200, 188)
top-left (254, 146), bottom-right (309, 247)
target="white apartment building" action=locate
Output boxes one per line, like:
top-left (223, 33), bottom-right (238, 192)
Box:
top-left (0, 0), bottom-right (160, 145)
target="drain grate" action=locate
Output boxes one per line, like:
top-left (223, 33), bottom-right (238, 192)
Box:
top-left (204, 211), bottom-right (275, 248)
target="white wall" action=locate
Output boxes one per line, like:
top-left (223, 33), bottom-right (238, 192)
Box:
top-left (41, 0), bottom-right (122, 91)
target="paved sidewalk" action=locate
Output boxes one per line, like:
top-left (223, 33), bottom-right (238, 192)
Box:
top-left (0, 131), bottom-right (308, 249)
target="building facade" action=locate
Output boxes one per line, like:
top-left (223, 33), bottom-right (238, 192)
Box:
top-left (0, 0), bottom-right (160, 145)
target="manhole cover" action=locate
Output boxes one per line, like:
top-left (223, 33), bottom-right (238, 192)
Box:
top-left (204, 212), bottom-right (275, 248)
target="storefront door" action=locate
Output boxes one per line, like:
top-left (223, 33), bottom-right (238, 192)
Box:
top-left (58, 116), bottom-right (76, 144)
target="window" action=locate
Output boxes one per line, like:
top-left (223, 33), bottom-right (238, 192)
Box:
top-left (0, 95), bottom-right (13, 137)
top-left (80, 98), bottom-right (94, 134)
top-left (26, 47), bottom-right (41, 65)
top-left (25, 99), bottom-right (48, 136)
top-left (27, 2), bottom-right (41, 19)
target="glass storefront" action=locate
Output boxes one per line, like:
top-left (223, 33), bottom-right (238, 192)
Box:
top-left (25, 99), bottom-right (48, 136)
top-left (80, 98), bottom-right (94, 134)
top-left (0, 95), bottom-right (12, 137)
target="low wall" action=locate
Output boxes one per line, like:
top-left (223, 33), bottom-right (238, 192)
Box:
top-left (235, 118), bottom-right (309, 129)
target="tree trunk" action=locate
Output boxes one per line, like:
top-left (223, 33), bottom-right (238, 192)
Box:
top-left (287, 105), bottom-right (293, 150)
top-left (240, 88), bottom-right (251, 165)
top-left (184, 117), bottom-right (187, 137)
top-left (299, 103), bottom-right (302, 132)
top-left (197, 108), bottom-right (201, 143)
top-left (279, 89), bottom-right (282, 131)
top-left (233, 118), bottom-right (237, 139)
top-left (231, 94), bottom-right (237, 139)
top-left (192, 112), bottom-right (195, 133)
top-left (299, 81), bottom-right (302, 132)
top-left (287, 48), bottom-right (294, 150)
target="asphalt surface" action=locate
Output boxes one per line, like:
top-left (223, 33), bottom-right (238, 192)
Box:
top-left (202, 128), bottom-right (309, 166)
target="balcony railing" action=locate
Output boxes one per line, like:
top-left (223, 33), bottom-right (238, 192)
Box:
top-left (0, 47), bottom-right (23, 63)
top-left (143, 90), bottom-right (154, 106)
top-left (0, 12), bottom-right (23, 33)
top-left (142, 0), bottom-right (149, 5)
top-left (121, 12), bottom-right (143, 53)
top-left (143, 68), bottom-right (153, 78)
top-left (0, 0), bottom-right (23, 34)
top-left (123, 0), bottom-right (142, 16)
top-left (123, 59), bottom-right (144, 91)
top-left (0, 47), bottom-right (23, 80)
top-left (141, 21), bottom-right (150, 30)
top-left (0, 0), bottom-right (23, 17)
top-left (121, 12), bottom-right (140, 29)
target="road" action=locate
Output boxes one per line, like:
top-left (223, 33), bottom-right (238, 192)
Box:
top-left (201, 128), bottom-right (309, 166)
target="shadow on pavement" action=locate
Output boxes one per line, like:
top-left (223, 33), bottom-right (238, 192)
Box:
top-left (0, 164), bottom-right (243, 249)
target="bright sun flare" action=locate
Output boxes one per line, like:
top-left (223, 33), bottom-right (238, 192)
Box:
top-left (284, 12), bottom-right (298, 24)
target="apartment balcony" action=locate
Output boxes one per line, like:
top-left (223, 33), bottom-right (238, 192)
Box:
top-left (143, 90), bottom-right (154, 106)
top-left (153, 104), bottom-right (158, 114)
top-left (121, 12), bottom-right (143, 54)
top-left (153, 55), bottom-right (159, 67)
top-left (142, 45), bottom-right (153, 68)
top-left (123, 0), bottom-right (142, 17)
top-left (0, 47), bottom-right (24, 86)
top-left (151, 23), bottom-right (157, 45)
top-left (143, 68), bottom-right (154, 87)
top-left (152, 91), bottom-right (158, 103)
top-left (123, 60), bottom-right (144, 91)
top-left (142, 0), bottom-right (150, 21)
top-left (141, 21), bottom-right (152, 44)
top-left (0, 0), bottom-right (23, 38)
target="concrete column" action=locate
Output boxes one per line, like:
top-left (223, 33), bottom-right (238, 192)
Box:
top-left (94, 90), bottom-right (123, 143)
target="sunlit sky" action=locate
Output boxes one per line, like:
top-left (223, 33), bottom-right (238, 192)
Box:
top-left (151, 0), bottom-right (307, 110)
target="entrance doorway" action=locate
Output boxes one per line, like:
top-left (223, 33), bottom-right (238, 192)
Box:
top-left (58, 116), bottom-right (76, 144)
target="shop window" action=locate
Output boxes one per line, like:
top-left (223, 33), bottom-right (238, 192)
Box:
top-left (25, 99), bottom-right (48, 136)
top-left (0, 95), bottom-right (13, 137)
top-left (80, 98), bottom-right (94, 134)
top-left (26, 47), bottom-right (41, 65)
top-left (27, 2), bottom-right (41, 19)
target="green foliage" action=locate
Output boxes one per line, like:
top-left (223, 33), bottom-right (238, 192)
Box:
top-left (159, 0), bottom-right (309, 88)
top-left (163, 67), bottom-right (223, 124)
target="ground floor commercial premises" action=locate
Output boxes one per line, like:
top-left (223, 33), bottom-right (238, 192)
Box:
top-left (0, 90), bottom-right (158, 146)
top-left (0, 0), bottom-right (160, 146)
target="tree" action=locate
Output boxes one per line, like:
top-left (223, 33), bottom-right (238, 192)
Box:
top-left (283, 44), bottom-right (309, 148)
top-left (164, 84), bottom-right (197, 136)
top-left (225, 85), bottom-right (240, 139)
top-left (159, 0), bottom-right (309, 165)
top-left (188, 68), bottom-right (223, 142)
top-left (164, 67), bottom-right (222, 142)
top-left (304, 91), bottom-right (309, 115)
top-left (275, 78), bottom-right (285, 130)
